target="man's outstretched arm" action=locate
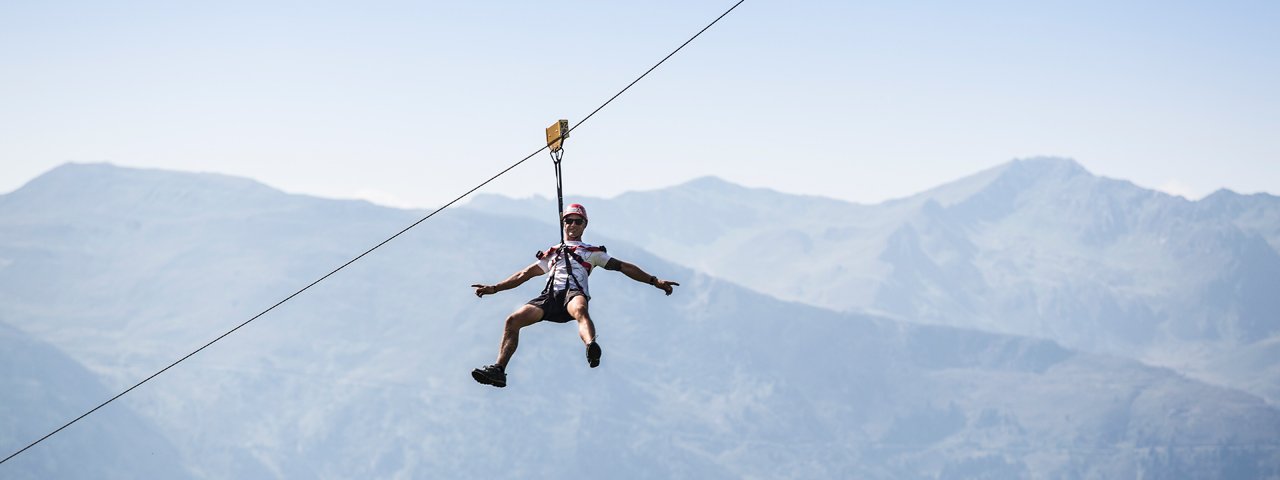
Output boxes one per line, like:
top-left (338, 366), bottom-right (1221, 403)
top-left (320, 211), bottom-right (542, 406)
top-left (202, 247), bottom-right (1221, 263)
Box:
top-left (604, 258), bottom-right (679, 295)
top-left (473, 262), bottom-right (545, 297)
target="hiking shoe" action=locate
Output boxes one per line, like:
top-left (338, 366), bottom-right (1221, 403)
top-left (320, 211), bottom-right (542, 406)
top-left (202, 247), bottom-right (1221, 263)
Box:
top-left (471, 364), bottom-right (506, 388)
top-left (586, 342), bottom-right (602, 368)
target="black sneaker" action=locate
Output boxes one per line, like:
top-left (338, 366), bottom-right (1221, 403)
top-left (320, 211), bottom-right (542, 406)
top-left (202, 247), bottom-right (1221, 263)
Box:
top-left (471, 364), bottom-right (506, 388)
top-left (586, 342), bottom-right (602, 368)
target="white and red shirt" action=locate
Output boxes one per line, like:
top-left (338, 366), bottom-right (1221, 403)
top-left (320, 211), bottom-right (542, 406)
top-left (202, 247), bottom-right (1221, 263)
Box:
top-left (538, 241), bottom-right (611, 297)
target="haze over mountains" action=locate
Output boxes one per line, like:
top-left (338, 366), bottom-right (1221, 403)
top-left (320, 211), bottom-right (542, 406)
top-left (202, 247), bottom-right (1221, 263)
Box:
top-left (1, 162), bottom-right (1278, 478)
top-left (471, 157), bottom-right (1280, 404)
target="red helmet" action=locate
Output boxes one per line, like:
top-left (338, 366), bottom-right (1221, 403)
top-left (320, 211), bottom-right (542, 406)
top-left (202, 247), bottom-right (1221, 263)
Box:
top-left (562, 203), bottom-right (588, 223)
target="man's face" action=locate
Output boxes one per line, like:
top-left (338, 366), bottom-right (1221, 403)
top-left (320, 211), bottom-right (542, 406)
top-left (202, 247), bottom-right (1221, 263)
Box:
top-left (563, 214), bottom-right (586, 239)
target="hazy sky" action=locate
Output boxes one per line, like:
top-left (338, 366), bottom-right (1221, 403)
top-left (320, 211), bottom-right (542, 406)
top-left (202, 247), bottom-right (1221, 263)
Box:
top-left (3, 1), bottom-right (1277, 208)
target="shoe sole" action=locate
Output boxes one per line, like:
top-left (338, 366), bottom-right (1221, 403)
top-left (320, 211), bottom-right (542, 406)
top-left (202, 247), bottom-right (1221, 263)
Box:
top-left (471, 369), bottom-right (506, 388)
top-left (587, 343), bottom-right (602, 368)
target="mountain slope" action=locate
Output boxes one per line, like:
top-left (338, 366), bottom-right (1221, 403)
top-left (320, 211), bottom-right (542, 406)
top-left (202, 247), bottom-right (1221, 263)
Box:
top-left (0, 321), bottom-right (190, 479)
top-left (1199, 188), bottom-right (1280, 252)
top-left (1, 163), bottom-right (1278, 478)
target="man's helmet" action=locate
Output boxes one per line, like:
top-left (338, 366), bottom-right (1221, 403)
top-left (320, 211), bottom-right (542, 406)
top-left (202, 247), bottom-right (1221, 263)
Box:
top-left (562, 203), bottom-right (588, 223)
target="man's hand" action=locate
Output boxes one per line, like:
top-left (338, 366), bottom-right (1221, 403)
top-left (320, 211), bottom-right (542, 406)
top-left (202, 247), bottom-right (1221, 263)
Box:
top-left (653, 279), bottom-right (680, 296)
top-left (471, 284), bottom-right (497, 298)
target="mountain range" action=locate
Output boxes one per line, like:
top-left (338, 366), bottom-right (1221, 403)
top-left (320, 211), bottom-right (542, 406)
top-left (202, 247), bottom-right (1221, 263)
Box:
top-left (469, 157), bottom-right (1280, 404)
top-left (1, 162), bottom-right (1277, 478)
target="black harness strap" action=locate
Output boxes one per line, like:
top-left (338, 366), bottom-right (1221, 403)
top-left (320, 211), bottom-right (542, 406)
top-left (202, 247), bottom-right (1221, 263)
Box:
top-left (539, 145), bottom-right (586, 296)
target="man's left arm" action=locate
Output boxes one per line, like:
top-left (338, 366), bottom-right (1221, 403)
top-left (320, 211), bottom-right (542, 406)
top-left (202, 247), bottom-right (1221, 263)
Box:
top-left (604, 258), bottom-right (679, 295)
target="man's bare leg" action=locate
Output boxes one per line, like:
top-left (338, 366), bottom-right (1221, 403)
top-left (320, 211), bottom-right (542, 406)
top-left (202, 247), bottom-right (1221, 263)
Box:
top-left (497, 304), bottom-right (544, 368)
top-left (566, 295), bottom-right (601, 367)
top-left (566, 295), bottom-right (596, 345)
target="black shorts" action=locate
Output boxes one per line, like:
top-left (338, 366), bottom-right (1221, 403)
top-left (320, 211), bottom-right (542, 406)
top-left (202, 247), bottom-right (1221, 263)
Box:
top-left (527, 289), bottom-right (587, 323)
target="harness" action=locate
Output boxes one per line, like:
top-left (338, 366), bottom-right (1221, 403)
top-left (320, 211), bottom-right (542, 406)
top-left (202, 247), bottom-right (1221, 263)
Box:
top-left (536, 243), bottom-right (607, 295)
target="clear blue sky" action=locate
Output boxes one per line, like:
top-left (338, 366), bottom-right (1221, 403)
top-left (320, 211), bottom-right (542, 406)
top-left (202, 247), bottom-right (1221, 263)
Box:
top-left (3, 0), bottom-right (1277, 207)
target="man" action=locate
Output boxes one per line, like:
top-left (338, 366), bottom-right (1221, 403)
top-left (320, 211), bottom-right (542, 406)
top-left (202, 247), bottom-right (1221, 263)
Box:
top-left (469, 203), bottom-right (679, 388)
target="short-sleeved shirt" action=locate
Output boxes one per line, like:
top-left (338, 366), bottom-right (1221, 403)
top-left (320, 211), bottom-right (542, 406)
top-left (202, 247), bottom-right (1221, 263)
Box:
top-left (537, 241), bottom-right (611, 297)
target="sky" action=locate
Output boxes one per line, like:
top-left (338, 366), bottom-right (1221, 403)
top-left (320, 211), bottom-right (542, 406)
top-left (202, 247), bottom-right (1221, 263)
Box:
top-left (2, 0), bottom-right (1278, 209)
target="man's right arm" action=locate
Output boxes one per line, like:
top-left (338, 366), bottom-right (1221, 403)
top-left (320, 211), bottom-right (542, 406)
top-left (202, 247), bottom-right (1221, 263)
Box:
top-left (472, 262), bottom-right (546, 297)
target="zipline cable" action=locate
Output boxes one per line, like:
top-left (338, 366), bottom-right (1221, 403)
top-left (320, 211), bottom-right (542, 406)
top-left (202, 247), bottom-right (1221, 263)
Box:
top-left (0, 0), bottom-right (746, 466)
top-left (567, 0), bottom-right (744, 138)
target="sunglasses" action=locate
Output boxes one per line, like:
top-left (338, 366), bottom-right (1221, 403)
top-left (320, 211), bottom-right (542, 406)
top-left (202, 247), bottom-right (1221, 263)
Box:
top-left (563, 217), bottom-right (585, 225)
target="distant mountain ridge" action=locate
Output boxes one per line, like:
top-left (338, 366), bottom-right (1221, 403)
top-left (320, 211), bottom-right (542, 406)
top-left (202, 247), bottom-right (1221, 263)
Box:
top-left (1200, 188), bottom-right (1280, 251)
top-left (466, 157), bottom-right (1280, 403)
top-left (2, 162), bottom-right (1278, 478)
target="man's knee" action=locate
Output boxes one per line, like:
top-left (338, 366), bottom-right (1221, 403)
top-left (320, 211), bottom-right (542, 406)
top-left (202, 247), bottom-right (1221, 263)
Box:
top-left (506, 306), bottom-right (541, 330)
top-left (566, 297), bottom-right (590, 321)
